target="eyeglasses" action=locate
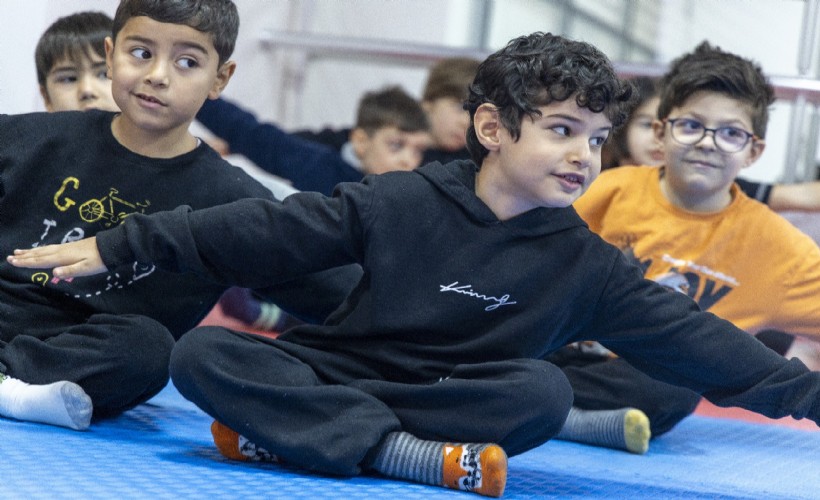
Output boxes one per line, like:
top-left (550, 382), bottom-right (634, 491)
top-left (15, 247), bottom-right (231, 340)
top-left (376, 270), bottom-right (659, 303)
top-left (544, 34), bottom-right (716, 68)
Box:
top-left (663, 118), bottom-right (758, 153)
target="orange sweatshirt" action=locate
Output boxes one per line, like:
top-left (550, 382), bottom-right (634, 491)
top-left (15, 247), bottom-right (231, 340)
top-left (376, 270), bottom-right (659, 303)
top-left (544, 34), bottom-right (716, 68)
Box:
top-left (574, 166), bottom-right (820, 339)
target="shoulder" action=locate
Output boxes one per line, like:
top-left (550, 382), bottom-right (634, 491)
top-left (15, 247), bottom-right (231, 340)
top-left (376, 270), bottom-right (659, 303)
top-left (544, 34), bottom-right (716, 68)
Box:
top-left (732, 194), bottom-right (819, 249)
top-left (0, 110), bottom-right (97, 135)
top-left (734, 177), bottom-right (772, 203)
top-left (595, 165), bottom-right (655, 186)
top-left (576, 166), bottom-right (655, 210)
top-left (188, 149), bottom-right (277, 203)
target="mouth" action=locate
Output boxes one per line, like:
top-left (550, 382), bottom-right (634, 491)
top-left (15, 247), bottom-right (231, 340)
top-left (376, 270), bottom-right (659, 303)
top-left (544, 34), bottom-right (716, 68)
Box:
top-left (685, 157), bottom-right (721, 169)
top-left (135, 92), bottom-right (166, 107)
top-left (554, 172), bottom-right (586, 188)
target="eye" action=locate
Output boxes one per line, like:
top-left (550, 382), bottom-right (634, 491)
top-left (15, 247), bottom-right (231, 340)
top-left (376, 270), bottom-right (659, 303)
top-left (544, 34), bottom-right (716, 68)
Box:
top-left (719, 127), bottom-right (746, 139)
top-left (178, 57), bottom-right (199, 69)
top-left (96, 69), bottom-right (109, 80)
top-left (590, 135), bottom-right (608, 148)
top-left (130, 47), bottom-right (151, 60)
top-left (678, 119), bottom-right (703, 132)
top-left (54, 74), bottom-right (78, 84)
top-left (551, 125), bottom-right (570, 136)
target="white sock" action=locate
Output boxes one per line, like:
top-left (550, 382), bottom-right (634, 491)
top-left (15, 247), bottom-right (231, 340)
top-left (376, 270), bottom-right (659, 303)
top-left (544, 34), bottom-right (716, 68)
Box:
top-left (0, 375), bottom-right (93, 431)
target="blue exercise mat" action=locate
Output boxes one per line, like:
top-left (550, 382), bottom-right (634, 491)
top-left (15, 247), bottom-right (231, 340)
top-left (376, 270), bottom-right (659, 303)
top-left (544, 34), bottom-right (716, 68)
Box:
top-left (2, 383), bottom-right (818, 499)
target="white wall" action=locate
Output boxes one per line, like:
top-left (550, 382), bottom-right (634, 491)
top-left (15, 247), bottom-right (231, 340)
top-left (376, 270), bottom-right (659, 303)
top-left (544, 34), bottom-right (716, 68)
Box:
top-left (1, 0), bottom-right (818, 183)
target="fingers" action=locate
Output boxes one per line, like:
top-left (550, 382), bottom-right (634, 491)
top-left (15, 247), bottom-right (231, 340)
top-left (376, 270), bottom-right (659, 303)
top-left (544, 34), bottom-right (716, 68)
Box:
top-left (7, 246), bottom-right (70, 268)
top-left (6, 238), bottom-right (107, 278)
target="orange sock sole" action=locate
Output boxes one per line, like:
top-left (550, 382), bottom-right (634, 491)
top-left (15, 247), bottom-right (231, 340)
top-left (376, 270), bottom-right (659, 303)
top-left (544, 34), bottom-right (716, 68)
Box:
top-left (442, 444), bottom-right (507, 497)
top-left (210, 420), bottom-right (248, 461)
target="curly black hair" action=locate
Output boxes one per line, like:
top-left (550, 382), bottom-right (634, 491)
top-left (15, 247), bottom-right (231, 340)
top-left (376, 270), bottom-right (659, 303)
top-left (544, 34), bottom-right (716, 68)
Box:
top-left (464, 32), bottom-right (634, 166)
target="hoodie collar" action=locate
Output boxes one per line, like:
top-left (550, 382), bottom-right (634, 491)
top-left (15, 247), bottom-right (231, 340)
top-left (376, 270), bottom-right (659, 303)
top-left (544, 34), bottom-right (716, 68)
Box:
top-left (416, 160), bottom-right (587, 236)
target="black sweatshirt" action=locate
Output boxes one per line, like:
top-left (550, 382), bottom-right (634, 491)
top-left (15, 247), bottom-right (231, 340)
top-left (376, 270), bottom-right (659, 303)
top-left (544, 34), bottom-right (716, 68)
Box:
top-left (96, 160), bottom-right (820, 423)
top-left (0, 110), bottom-right (274, 338)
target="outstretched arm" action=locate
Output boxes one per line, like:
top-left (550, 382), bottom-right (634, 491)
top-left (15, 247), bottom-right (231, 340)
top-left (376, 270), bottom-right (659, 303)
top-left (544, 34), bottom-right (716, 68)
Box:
top-left (768, 181), bottom-right (820, 212)
top-left (7, 237), bottom-right (106, 278)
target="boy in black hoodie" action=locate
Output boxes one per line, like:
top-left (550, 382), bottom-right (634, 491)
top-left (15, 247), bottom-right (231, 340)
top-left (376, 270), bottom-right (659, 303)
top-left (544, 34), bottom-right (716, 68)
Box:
top-left (10, 32), bottom-right (820, 498)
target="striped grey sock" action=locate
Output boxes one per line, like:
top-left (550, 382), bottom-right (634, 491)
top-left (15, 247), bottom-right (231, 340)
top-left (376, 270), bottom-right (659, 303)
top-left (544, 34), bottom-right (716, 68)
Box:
top-left (369, 431), bottom-right (445, 486)
top-left (555, 406), bottom-right (650, 453)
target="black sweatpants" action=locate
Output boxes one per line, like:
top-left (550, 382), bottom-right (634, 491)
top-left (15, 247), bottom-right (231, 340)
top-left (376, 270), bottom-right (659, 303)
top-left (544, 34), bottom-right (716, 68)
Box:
top-left (170, 326), bottom-right (575, 476)
top-left (0, 313), bottom-right (175, 417)
top-left (547, 346), bottom-right (702, 436)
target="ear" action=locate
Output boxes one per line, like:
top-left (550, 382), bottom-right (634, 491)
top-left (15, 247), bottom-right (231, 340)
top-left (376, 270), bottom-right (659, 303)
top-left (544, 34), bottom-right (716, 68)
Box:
top-left (104, 37), bottom-right (114, 80)
top-left (39, 85), bottom-right (54, 112)
top-left (474, 103), bottom-right (501, 152)
top-left (743, 138), bottom-right (766, 169)
top-left (349, 127), bottom-right (370, 158)
top-left (207, 60), bottom-right (237, 100)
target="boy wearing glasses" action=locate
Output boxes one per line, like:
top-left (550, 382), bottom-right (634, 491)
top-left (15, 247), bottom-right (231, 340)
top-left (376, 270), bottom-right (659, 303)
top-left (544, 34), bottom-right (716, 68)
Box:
top-left (550, 41), bottom-right (820, 454)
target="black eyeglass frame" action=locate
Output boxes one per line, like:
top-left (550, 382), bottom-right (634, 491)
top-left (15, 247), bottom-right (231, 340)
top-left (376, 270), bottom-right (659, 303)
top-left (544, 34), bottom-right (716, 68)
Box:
top-left (662, 118), bottom-right (760, 153)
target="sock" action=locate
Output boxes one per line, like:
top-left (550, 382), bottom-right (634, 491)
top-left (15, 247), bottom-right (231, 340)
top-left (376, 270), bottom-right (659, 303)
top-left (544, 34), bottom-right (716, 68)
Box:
top-left (0, 374), bottom-right (92, 431)
top-left (555, 407), bottom-right (650, 454)
top-left (211, 420), bottom-right (278, 462)
top-left (219, 287), bottom-right (263, 325)
top-left (219, 287), bottom-right (303, 332)
top-left (369, 431), bottom-right (507, 497)
top-left (251, 302), bottom-right (284, 331)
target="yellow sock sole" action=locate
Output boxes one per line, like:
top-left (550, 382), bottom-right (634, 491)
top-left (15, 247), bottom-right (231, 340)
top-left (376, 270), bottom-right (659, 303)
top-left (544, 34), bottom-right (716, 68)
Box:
top-left (623, 409), bottom-right (651, 454)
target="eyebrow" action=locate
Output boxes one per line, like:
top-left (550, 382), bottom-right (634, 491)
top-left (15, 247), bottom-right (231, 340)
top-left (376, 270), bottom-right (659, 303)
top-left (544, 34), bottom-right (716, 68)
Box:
top-left (542, 112), bottom-right (612, 131)
top-left (677, 113), bottom-right (750, 129)
top-left (122, 34), bottom-right (210, 56)
top-left (48, 60), bottom-right (108, 75)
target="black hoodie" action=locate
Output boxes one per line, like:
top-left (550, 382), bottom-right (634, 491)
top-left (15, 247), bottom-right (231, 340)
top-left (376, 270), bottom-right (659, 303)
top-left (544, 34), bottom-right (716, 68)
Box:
top-left (96, 160), bottom-right (820, 423)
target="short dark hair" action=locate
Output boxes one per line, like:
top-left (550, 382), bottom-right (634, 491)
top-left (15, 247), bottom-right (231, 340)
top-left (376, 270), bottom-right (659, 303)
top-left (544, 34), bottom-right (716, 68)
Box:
top-left (464, 32), bottom-right (634, 166)
top-left (35, 11), bottom-right (113, 87)
top-left (422, 57), bottom-right (481, 103)
top-left (355, 86), bottom-right (429, 135)
top-left (657, 41), bottom-right (774, 138)
top-left (112, 0), bottom-right (239, 66)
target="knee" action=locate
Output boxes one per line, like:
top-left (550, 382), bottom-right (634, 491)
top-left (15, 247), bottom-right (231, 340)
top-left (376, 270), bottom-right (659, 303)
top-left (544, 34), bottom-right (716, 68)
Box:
top-left (169, 327), bottom-right (222, 392)
top-left (87, 314), bottom-right (174, 416)
top-left (96, 314), bottom-right (174, 383)
top-left (497, 360), bottom-right (573, 455)
top-left (523, 361), bottom-right (574, 434)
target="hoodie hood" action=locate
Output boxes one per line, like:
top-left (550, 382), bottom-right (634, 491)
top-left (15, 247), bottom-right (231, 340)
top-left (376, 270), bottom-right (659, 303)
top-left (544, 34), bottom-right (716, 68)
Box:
top-left (415, 160), bottom-right (588, 237)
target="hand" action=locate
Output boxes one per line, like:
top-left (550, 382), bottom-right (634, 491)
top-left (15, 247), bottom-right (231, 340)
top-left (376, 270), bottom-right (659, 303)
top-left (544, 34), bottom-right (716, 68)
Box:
top-left (7, 237), bottom-right (107, 278)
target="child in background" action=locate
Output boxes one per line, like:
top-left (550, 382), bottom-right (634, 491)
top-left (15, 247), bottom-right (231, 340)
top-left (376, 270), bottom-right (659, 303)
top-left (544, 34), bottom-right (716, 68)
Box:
top-left (551, 41), bottom-right (820, 455)
top-left (12, 32), bottom-right (820, 498)
top-left (195, 85), bottom-right (432, 196)
top-left (292, 56), bottom-right (480, 167)
top-left (419, 56), bottom-right (481, 165)
top-left (0, 0), bottom-right (353, 432)
top-left (603, 76), bottom-right (820, 212)
top-left (35, 11), bottom-right (119, 113)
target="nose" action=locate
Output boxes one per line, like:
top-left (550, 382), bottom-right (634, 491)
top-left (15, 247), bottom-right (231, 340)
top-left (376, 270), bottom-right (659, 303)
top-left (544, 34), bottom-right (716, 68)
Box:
top-left (568, 138), bottom-right (592, 167)
top-left (695, 129), bottom-right (719, 149)
top-left (145, 60), bottom-right (170, 87)
top-left (398, 149), bottom-right (418, 170)
top-left (77, 74), bottom-right (99, 102)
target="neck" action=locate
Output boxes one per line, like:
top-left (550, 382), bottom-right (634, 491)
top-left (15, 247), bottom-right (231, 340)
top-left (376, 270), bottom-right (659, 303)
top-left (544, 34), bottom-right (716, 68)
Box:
top-left (659, 176), bottom-right (733, 213)
top-left (475, 160), bottom-right (526, 221)
top-left (111, 114), bottom-right (197, 158)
